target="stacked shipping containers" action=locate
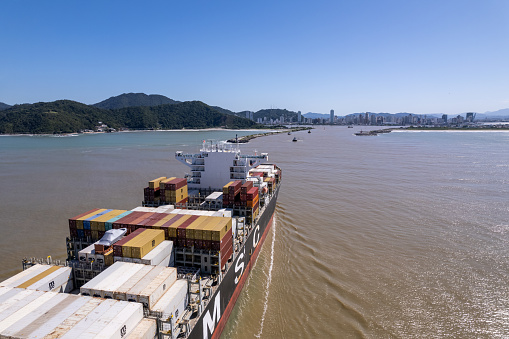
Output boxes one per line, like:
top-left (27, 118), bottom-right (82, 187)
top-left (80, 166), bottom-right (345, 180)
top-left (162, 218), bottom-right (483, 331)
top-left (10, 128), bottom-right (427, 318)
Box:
top-left (160, 177), bottom-right (188, 205)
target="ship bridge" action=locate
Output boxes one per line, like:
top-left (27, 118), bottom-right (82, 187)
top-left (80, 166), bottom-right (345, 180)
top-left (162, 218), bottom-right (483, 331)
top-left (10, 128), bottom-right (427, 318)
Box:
top-left (175, 140), bottom-right (268, 190)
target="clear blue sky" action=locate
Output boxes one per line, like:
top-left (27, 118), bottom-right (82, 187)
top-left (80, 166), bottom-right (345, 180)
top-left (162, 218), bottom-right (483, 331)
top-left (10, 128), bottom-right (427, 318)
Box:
top-left (1, 0), bottom-right (508, 115)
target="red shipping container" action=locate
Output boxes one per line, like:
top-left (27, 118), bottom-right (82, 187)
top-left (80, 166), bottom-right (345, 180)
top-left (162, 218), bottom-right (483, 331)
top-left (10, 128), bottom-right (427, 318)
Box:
top-left (212, 228), bottom-right (232, 251)
top-left (165, 178), bottom-right (187, 190)
top-left (177, 239), bottom-right (186, 248)
top-left (112, 228), bottom-right (145, 256)
top-left (68, 208), bottom-right (100, 229)
top-left (241, 181), bottom-right (253, 193)
top-left (70, 228), bottom-right (78, 238)
top-left (176, 215), bottom-right (200, 239)
top-left (220, 246), bottom-right (233, 269)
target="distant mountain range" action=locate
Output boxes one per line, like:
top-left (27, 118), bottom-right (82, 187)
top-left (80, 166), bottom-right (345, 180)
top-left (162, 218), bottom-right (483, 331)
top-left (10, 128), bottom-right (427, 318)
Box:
top-left (0, 97), bottom-right (259, 134)
top-left (2, 93), bottom-right (509, 133)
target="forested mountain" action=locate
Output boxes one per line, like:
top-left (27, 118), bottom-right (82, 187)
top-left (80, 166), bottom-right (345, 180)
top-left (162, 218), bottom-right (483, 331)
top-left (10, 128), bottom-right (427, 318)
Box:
top-left (93, 93), bottom-right (180, 109)
top-left (0, 102), bottom-right (11, 111)
top-left (0, 100), bottom-right (259, 134)
top-left (254, 108), bottom-right (298, 121)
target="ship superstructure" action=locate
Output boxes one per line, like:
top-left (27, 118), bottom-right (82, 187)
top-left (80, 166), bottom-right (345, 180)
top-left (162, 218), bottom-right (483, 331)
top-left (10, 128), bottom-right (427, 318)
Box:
top-left (1, 141), bottom-right (281, 339)
top-left (175, 140), bottom-right (268, 190)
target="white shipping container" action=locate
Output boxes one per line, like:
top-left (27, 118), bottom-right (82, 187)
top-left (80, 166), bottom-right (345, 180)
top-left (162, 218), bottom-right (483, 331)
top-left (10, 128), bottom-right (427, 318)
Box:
top-left (0, 289), bottom-right (42, 320)
top-left (78, 244), bottom-right (95, 263)
top-left (17, 295), bottom-right (90, 339)
top-left (0, 287), bottom-right (24, 304)
top-left (0, 265), bottom-right (47, 288)
top-left (100, 264), bottom-right (146, 299)
top-left (150, 279), bottom-right (188, 324)
top-left (80, 262), bottom-right (130, 296)
top-left (59, 299), bottom-right (118, 339)
top-left (27, 266), bottom-right (73, 293)
top-left (1, 293), bottom-right (75, 337)
top-left (113, 265), bottom-right (154, 301)
top-left (138, 267), bottom-right (177, 309)
top-left (74, 301), bottom-right (129, 338)
top-left (93, 302), bottom-right (143, 339)
top-left (43, 298), bottom-right (104, 339)
top-left (131, 207), bottom-right (159, 212)
top-left (126, 318), bottom-right (157, 339)
top-left (0, 291), bottom-right (62, 333)
top-left (126, 266), bottom-right (165, 303)
top-left (140, 240), bottom-right (173, 266)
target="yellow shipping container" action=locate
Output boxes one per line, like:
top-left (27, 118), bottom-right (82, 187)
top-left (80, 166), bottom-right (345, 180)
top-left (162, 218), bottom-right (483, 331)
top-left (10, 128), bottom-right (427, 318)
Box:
top-left (149, 177), bottom-right (167, 189)
top-left (159, 177), bottom-right (177, 189)
top-left (129, 229), bottom-right (165, 259)
top-left (153, 214), bottom-right (176, 228)
top-left (201, 217), bottom-right (226, 241)
top-left (211, 218), bottom-right (233, 241)
top-left (76, 209), bottom-right (107, 230)
top-left (185, 217), bottom-right (212, 240)
top-left (90, 210), bottom-right (127, 231)
top-left (223, 181), bottom-right (233, 195)
top-left (104, 248), bottom-right (114, 266)
top-left (165, 215), bottom-right (191, 238)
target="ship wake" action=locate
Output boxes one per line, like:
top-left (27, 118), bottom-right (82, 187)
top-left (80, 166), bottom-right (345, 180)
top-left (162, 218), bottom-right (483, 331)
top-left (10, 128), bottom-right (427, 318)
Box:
top-left (255, 213), bottom-right (277, 338)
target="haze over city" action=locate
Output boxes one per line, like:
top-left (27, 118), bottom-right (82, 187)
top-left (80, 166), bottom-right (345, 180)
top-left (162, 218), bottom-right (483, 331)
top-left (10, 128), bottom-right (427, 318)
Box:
top-left (1, 0), bottom-right (508, 115)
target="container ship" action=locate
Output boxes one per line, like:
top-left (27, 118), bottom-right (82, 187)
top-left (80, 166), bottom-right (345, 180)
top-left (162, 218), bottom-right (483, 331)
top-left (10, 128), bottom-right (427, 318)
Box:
top-left (0, 140), bottom-right (281, 339)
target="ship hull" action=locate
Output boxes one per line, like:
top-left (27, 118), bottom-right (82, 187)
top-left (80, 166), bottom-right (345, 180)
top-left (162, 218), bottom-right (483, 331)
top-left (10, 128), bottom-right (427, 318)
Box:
top-left (189, 185), bottom-right (280, 339)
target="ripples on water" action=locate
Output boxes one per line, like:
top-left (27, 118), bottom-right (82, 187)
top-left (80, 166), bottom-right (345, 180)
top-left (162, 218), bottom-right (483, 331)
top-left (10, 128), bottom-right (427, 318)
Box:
top-left (1, 128), bottom-right (508, 338)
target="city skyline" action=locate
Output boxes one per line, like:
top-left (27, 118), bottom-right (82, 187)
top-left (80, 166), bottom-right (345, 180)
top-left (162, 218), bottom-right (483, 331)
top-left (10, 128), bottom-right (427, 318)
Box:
top-left (1, 1), bottom-right (508, 115)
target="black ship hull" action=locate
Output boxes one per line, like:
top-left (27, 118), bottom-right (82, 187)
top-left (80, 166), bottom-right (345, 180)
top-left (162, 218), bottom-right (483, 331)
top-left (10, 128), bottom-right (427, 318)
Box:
top-left (189, 185), bottom-right (280, 339)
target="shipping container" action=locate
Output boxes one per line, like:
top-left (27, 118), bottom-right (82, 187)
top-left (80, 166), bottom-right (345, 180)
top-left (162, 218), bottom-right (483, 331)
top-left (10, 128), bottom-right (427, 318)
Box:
top-left (75, 209), bottom-right (106, 230)
top-left (90, 210), bottom-right (127, 232)
top-left (42, 297), bottom-right (104, 338)
top-left (57, 299), bottom-right (119, 338)
top-left (176, 215), bottom-right (200, 239)
top-left (78, 244), bottom-right (95, 263)
top-left (138, 267), bottom-right (177, 309)
top-left (93, 302), bottom-right (143, 339)
top-left (140, 241), bottom-right (174, 266)
top-left (149, 177), bottom-right (167, 189)
top-left (13, 294), bottom-right (90, 339)
top-left (150, 279), bottom-right (188, 329)
top-left (112, 211), bottom-right (148, 230)
top-left (128, 229), bottom-right (165, 259)
top-left (105, 211), bottom-right (133, 231)
top-left (0, 265), bottom-right (48, 288)
top-left (25, 266), bottom-right (73, 293)
top-left (0, 291), bottom-right (70, 335)
top-left (126, 266), bottom-right (165, 304)
top-left (159, 177), bottom-right (177, 190)
top-left (69, 208), bottom-right (99, 230)
top-left (83, 209), bottom-right (111, 230)
top-left (80, 262), bottom-right (131, 297)
top-left (113, 265), bottom-right (154, 301)
top-left (125, 318), bottom-right (157, 339)
top-left (113, 229), bottom-right (146, 257)
top-left (101, 263), bottom-right (147, 299)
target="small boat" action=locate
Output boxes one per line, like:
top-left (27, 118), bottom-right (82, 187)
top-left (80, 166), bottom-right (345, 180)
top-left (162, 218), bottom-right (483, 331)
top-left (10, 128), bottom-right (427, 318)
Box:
top-left (288, 132), bottom-right (291, 135)
top-left (292, 137), bottom-right (298, 142)
top-left (308, 130), bottom-right (311, 134)
top-left (348, 125), bottom-right (353, 128)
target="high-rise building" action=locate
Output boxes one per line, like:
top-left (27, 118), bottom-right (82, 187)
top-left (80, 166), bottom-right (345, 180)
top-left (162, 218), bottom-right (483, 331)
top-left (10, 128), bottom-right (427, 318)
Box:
top-left (442, 114), bottom-right (448, 124)
top-left (330, 110), bottom-right (334, 124)
top-left (298, 111), bottom-right (301, 124)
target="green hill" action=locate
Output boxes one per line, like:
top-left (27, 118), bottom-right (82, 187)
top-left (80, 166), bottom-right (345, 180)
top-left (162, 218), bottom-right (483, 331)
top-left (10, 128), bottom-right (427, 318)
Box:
top-left (0, 100), bottom-right (260, 134)
top-left (0, 102), bottom-right (11, 111)
top-left (93, 93), bottom-right (180, 109)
